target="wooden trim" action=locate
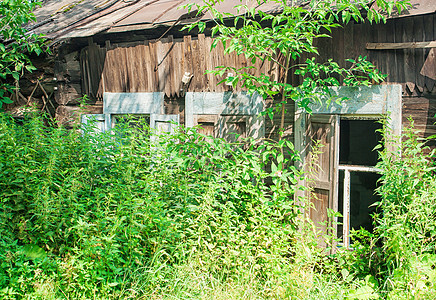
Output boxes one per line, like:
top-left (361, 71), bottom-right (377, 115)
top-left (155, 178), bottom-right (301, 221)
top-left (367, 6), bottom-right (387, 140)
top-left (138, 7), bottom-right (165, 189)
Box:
top-left (366, 41), bottom-right (436, 50)
top-left (103, 92), bottom-right (164, 115)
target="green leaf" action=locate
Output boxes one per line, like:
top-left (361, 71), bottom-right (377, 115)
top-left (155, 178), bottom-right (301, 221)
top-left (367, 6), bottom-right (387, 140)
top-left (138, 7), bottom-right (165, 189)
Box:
top-left (21, 244), bottom-right (47, 261)
top-left (2, 97), bottom-right (13, 104)
top-left (11, 72), bottom-right (19, 81)
top-left (198, 22), bottom-right (206, 33)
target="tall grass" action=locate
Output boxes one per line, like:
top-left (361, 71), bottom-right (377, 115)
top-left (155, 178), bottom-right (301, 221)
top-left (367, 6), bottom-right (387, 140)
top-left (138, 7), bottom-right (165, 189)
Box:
top-left (0, 113), bottom-right (307, 299)
top-left (1, 113), bottom-right (435, 299)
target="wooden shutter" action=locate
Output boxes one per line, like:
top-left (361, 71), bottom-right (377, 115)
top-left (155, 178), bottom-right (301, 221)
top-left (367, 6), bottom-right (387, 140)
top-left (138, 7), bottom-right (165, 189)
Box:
top-left (306, 115), bottom-right (339, 246)
top-left (194, 115), bottom-right (218, 137)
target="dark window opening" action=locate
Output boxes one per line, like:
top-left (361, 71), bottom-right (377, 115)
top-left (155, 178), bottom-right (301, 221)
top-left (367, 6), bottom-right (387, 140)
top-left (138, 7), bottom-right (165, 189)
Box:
top-left (339, 120), bottom-right (382, 166)
top-left (337, 120), bottom-right (382, 239)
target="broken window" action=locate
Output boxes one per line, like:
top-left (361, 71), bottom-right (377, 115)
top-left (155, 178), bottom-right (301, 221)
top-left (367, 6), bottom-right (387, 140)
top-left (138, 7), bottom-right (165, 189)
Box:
top-left (294, 85), bottom-right (402, 250)
top-left (337, 119), bottom-right (383, 247)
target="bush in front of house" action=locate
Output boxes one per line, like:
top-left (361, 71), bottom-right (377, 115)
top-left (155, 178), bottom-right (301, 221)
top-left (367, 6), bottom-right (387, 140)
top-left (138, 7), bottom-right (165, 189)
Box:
top-left (1, 112), bottom-right (436, 299)
top-left (0, 112), bottom-right (306, 299)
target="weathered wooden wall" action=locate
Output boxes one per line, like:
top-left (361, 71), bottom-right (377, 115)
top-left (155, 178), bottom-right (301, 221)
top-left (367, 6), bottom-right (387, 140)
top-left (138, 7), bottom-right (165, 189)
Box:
top-left (80, 34), bottom-right (282, 99)
top-left (299, 13), bottom-right (436, 145)
top-left (52, 13), bottom-right (436, 143)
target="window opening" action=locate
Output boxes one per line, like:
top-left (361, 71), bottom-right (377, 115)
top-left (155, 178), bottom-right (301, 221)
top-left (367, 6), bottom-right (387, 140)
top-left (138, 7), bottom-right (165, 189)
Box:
top-left (112, 115), bottom-right (151, 138)
top-left (197, 122), bottom-right (216, 137)
top-left (337, 120), bottom-right (382, 248)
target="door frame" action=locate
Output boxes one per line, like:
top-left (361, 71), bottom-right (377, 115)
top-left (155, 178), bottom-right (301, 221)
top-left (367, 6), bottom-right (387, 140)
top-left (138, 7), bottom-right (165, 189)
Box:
top-left (294, 84), bottom-right (402, 248)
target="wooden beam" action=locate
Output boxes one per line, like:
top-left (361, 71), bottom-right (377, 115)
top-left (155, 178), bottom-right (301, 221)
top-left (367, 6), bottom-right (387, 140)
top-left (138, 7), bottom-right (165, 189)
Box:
top-left (366, 41), bottom-right (436, 50)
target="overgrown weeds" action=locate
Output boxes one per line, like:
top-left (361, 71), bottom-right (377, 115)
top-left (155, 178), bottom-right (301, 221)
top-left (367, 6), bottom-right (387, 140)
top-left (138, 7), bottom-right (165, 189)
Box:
top-left (0, 113), bottom-right (435, 299)
top-left (0, 113), bottom-right (305, 299)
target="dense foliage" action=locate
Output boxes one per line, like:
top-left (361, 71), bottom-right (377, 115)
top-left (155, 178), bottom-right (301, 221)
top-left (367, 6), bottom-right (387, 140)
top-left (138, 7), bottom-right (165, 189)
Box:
top-left (1, 113), bottom-right (435, 299)
top-left (184, 0), bottom-right (410, 130)
top-left (0, 113), bottom-right (305, 298)
top-left (0, 0), bottom-right (45, 107)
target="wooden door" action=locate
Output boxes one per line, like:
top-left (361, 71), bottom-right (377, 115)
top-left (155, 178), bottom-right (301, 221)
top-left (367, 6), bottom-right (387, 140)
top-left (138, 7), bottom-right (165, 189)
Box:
top-left (306, 115), bottom-right (339, 246)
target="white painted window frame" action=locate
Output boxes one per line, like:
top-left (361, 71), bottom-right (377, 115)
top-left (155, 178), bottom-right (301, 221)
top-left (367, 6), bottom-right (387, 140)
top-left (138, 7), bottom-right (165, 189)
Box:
top-left (185, 91), bottom-right (265, 140)
top-left (103, 92), bottom-right (165, 131)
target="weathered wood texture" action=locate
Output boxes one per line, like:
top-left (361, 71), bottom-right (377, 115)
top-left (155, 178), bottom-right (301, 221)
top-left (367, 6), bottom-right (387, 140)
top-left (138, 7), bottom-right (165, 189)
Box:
top-left (80, 34), bottom-right (281, 99)
top-left (402, 96), bottom-right (436, 149)
top-left (297, 15), bottom-right (436, 96)
top-left (297, 14), bottom-right (436, 148)
top-left (55, 50), bottom-right (83, 105)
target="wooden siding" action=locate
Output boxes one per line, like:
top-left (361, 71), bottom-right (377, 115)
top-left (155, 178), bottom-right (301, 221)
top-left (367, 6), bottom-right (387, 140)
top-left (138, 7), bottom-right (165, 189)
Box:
top-left (54, 13), bottom-right (435, 144)
top-left (297, 14), bottom-right (436, 142)
top-left (80, 34), bottom-right (282, 99)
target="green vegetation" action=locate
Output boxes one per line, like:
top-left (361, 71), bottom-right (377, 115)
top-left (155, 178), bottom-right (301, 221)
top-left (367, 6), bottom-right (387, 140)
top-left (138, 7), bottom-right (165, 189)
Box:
top-left (0, 113), bottom-right (435, 299)
top-left (0, 0), bottom-right (46, 107)
top-left (1, 0), bottom-right (435, 299)
top-left (184, 0), bottom-right (410, 131)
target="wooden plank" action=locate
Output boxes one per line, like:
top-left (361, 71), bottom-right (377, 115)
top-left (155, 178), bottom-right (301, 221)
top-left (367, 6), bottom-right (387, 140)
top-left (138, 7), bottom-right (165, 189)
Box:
top-left (383, 19), bottom-right (395, 83)
top-left (137, 44), bottom-right (147, 92)
top-left (415, 16), bottom-right (426, 93)
top-left (127, 46), bottom-right (136, 92)
top-left (148, 39), bottom-right (158, 92)
top-left (183, 36), bottom-right (194, 92)
top-left (394, 18), bottom-right (406, 93)
top-left (114, 48), bottom-right (123, 92)
top-left (168, 36), bottom-right (178, 97)
top-left (156, 38), bottom-right (167, 93)
top-left (205, 36), bottom-right (215, 91)
top-left (165, 37), bottom-right (174, 97)
top-left (198, 34), bottom-right (209, 92)
top-left (191, 37), bottom-right (202, 92)
top-left (131, 45), bottom-right (141, 92)
top-left (366, 40), bottom-right (436, 50)
top-left (143, 41), bottom-right (153, 92)
top-left (424, 14), bottom-right (435, 92)
top-left (376, 22), bottom-right (387, 80)
top-left (403, 17), bottom-right (416, 95)
top-left (214, 39), bottom-right (224, 92)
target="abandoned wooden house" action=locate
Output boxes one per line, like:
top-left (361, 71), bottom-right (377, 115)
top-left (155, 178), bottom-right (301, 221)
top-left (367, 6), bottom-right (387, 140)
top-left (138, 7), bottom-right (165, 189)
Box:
top-left (11, 0), bottom-right (436, 247)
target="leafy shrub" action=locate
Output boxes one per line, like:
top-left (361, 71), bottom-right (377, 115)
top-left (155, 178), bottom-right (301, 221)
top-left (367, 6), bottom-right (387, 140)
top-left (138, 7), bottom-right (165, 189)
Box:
top-left (0, 112), bottom-right (302, 298)
top-left (374, 118), bottom-right (436, 297)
